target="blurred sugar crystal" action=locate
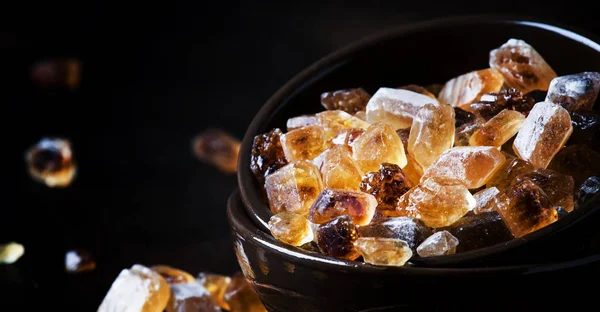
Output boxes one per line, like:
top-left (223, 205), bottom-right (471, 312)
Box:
top-left (0, 242), bottom-right (24, 264)
top-left (166, 282), bottom-right (220, 312)
top-left (65, 249), bottom-right (96, 273)
top-left (31, 58), bottom-right (82, 89)
top-left (197, 272), bottom-right (232, 310)
top-left (25, 137), bottom-right (76, 187)
top-left (193, 129), bottom-right (240, 174)
top-left (151, 265), bottom-right (195, 284)
top-left (224, 272), bottom-right (267, 312)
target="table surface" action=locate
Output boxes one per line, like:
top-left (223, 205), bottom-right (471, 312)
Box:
top-left (3, 2), bottom-right (600, 309)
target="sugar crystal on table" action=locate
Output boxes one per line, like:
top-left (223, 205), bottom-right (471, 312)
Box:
top-left (308, 188), bottom-right (376, 226)
top-left (320, 145), bottom-right (363, 190)
top-left (359, 163), bottom-right (412, 211)
top-left (366, 87), bottom-right (439, 130)
top-left (358, 217), bottom-right (432, 251)
top-left (489, 39), bottom-right (557, 93)
top-left (438, 68), bottom-right (504, 111)
top-left (192, 129), bottom-right (241, 174)
top-left (269, 212), bottom-right (314, 246)
top-left (351, 122), bottom-right (407, 173)
top-left (264, 160), bottom-right (323, 215)
top-left (224, 273), bottom-right (267, 312)
top-left (416, 231), bottom-right (459, 257)
top-left (353, 237), bottom-right (413, 266)
top-left (397, 177), bottom-right (475, 228)
top-left (421, 146), bottom-right (506, 189)
top-left (408, 103), bottom-right (455, 168)
top-left (315, 215), bottom-right (360, 260)
top-left (321, 88), bottom-right (371, 114)
top-left (151, 265), bottom-right (195, 285)
top-left (545, 72), bottom-right (600, 112)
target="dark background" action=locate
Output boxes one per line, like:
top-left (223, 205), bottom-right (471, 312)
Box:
top-left (2, 1), bottom-right (600, 309)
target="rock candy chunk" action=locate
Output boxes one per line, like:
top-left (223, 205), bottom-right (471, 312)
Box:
top-left (268, 212), bottom-right (314, 246)
top-left (397, 177), bottom-right (476, 228)
top-left (578, 176), bottom-right (600, 206)
top-left (513, 101), bottom-right (573, 168)
top-left (25, 137), bottom-right (76, 187)
top-left (151, 265), bottom-right (195, 284)
top-left (470, 88), bottom-right (536, 120)
top-left (308, 188), bottom-right (376, 226)
top-left (359, 163), bottom-right (412, 211)
top-left (416, 231), bottom-right (459, 257)
top-left (224, 273), bottom-right (267, 312)
top-left (320, 145), bottom-right (363, 190)
top-left (421, 146), bottom-right (506, 189)
top-left (192, 129), bottom-right (241, 174)
top-left (469, 109), bottom-right (526, 147)
top-left (315, 110), bottom-right (370, 143)
top-left (98, 264), bottom-right (170, 312)
top-left (494, 178), bottom-right (558, 238)
top-left (315, 215), bottom-right (360, 260)
top-left (514, 168), bottom-right (575, 212)
top-left (352, 122), bottom-right (407, 173)
top-left (441, 211), bottom-right (512, 252)
top-left (197, 273), bottom-right (232, 310)
top-left (358, 217), bottom-right (432, 251)
top-left (473, 187), bottom-right (500, 214)
top-left (548, 145), bottom-right (600, 188)
top-left (455, 118), bottom-right (485, 146)
top-left (408, 104), bottom-right (456, 168)
top-left (250, 128), bottom-right (288, 183)
top-left (546, 72), bottom-right (600, 112)
top-left (569, 112), bottom-right (600, 151)
top-left (65, 249), bottom-right (96, 273)
top-left (353, 237), bottom-right (413, 266)
top-left (166, 282), bottom-right (221, 312)
top-left (398, 84), bottom-right (436, 99)
top-left (489, 39), bottom-right (557, 93)
top-left (366, 87), bottom-right (439, 130)
top-left (487, 156), bottom-right (534, 191)
top-left (286, 115), bottom-right (317, 131)
top-left (280, 125), bottom-right (327, 162)
top-left (438, 68), bottom-right (505, 110)
top-left (264, 161), bottom-right (323, 215)
top-left (321, 88), bottom-right (371, 114)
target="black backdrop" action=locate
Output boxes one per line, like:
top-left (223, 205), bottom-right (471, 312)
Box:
top-left (2, 1), bottom-right (600, 309)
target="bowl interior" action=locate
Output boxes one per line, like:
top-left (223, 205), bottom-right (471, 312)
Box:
top-left (238, 16), bottom-right (600, 267)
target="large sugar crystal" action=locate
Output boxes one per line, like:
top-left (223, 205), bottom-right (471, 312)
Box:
top-left (366, 87), bottom-right (439, 130)
top-left (320, 145), bottom-right (363, 190)
top-left (438, 69), bottom-right (504, 111)
top-left (264, 161), bottom-right (323, 215)
top-left (280, 125), bottom-right (327, 162)
top-left (469, 109), bottom-right (525, 147)
top-left (359, 163), bottom-right (412, 211)
top-left (407, 103), bottom-right (455, 168)
top-left (545, 72), bottom-right (600, 112)
top-left (351, 122), bottom-right (407, 173)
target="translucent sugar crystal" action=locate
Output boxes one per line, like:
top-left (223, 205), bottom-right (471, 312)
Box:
top-left (268, 212), bottom-right (314, 246)
top-left (250, 128), bottom-right (288, 183)
top-left (366, 87), bottom-right (440, 130)
top-left (545, 72), bottom-right (600, 112)
top-left (403, 153), bottom-right (425, 186)
top-left (280, 125), bottom-right (328, 162)
top-left (197, 273), bottom-right (232, 310)
top-left (473, 187), bottom-right (500, 214)
top-left (487, 156), bottom-right (534, 191)
top-left (514, 168), bottom-right (575, 212)
top-left (438, 68), bottom-right (505, 111)
top-left (397, 177), bottom-right (476, 228)
top-left (421, 146), bottom-right (506, 189)
top-left (321, 88), bottom-right (371, 114)
top-left (286, 115), bottom-right (317, 131)
top-left (495, 178), bottom-right (558, 238)
top-left (416, 231), bottom-right (459, 257)
top-left (454, 117), bottom-right (485, 146)
top-left (151, 265), bottom-right (195, 284)
top-left (25, 137), bottom-right (76, 187)
top-left (549, 145), bottom-right (600, 188)
top-left (470, 88), bottom-right (536, 120)
top-left (65, 249), bottom-right (96, 273)
top-left (469, 109), bottom-right (526, 147)
top-left (320, 145), bottom-right (363, 190)
top-left (308, 188), bottom-right (376, 226)
top-left (398, 84), bottom-right (436, 99)
top-left (353, 237), bottom-right (413, 266)
top-left (315, 215), bottom-right (360, 260)
top-left (166, 282), bottom-right (220, 312)
top-left (360, 163), bottom-right (412, 211)
top-left (224, 272), bottom-right (267, 312)
top-left (441, 211), bottom-right (512, 252)
top-left (0, 242), bottom-right (24, 264)
top-left (264, 161), bottom-right (323, 215)
top-left (513, 101), bottom-right (573, 168)
top-left (315, 110), bottom-right (370, 143)
top-left (192, 129), bottom-right (241, 174)
top-left (351, 122), bottom-right (407, 173)
top-left (489, 39), bottom-right (557, 93)
top-left (579, 176), bottom-right (600, 205)
top-left (358, 216), bottom-right (433, 251)
top-left (98, 264), bottom-right (170, 312)
top-left (408, 104), bottom-right (456, 168)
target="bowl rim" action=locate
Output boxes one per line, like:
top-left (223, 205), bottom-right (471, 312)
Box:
top-left (228, 188), bottom-right (600, 274)
top-left (237, 14), bottom-right (600, 267)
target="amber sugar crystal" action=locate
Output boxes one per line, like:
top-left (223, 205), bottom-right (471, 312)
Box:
top-left (320, 145), bottom-right (363, 190)
top-left (469, 109), bottom-right (526, 147)
top-left (192, 129), bottom-right (241, 174)
top-left (151, 265), bottom-right (195, 284)
top-left (366, 87), bottom-right (440, 130)
top-left (321, 88), bottom-right (371, 114)
top-left (408, 103), bottom-right (456, 168)
top-left (360, 163), bottom-right (412, 211)
top-left (352, 122), bottom-right (407, 173)
top-left (280, 125), bottom-right (327, 162)
top-left (438, 68), bottom-right (505, 111)
top-left (264, 160), bottom-right (323, 215)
